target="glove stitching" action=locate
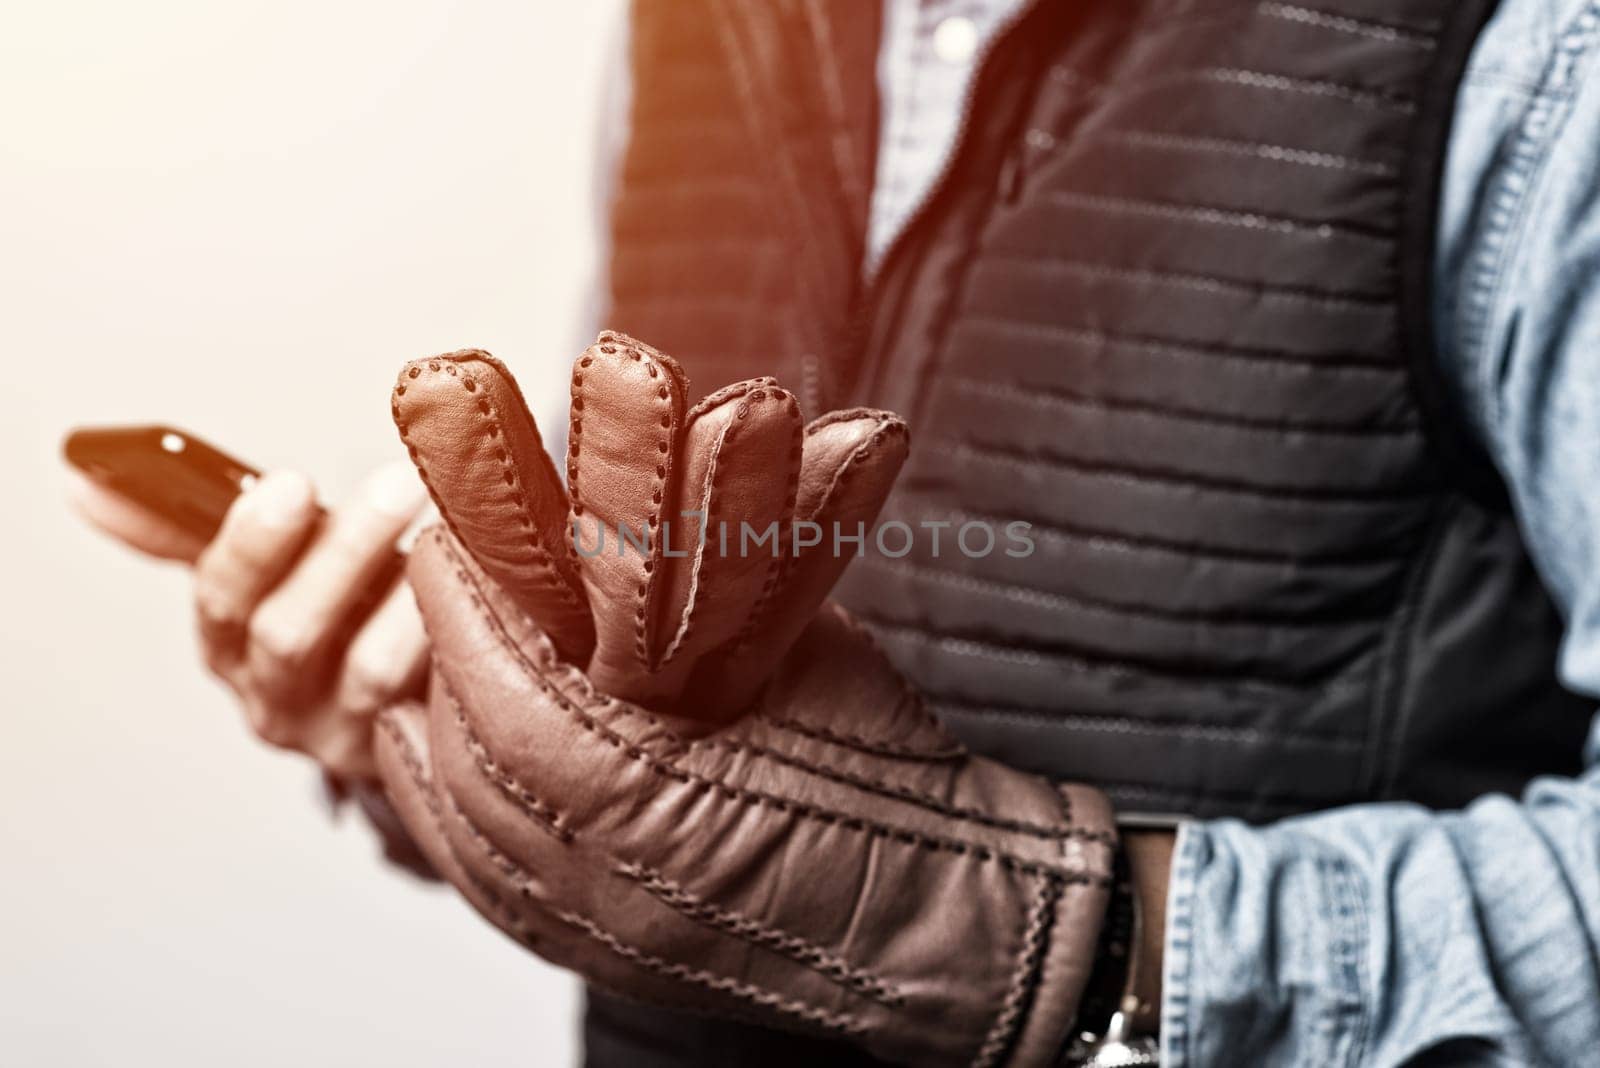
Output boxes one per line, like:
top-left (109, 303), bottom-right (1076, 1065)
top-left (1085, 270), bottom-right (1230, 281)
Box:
top-left (616, 861), bottom-right (905, 1006)
top-left (394, 355), bottom-right (585, 611)
top-left (432, 747), bottom-right (866, 1040)
top-left (655, 422), bottom-right (722, 667)
top-left (724, 390), bottom-right (804, 655)
top-left (476, 553), bottom-right (687, 743)
top-left (382, 707), bottom-right (834, 1035)
top-left (571, 335), bottom-right (677, 665)
top-left (456, 359), bottom-right (585, 605)
top-left (436, 534), bottom-right (1109, 885)
top-left (804, 420), bottom-right (909, 531)
top-left (693, 734), bottom-right (1114, 845)
top-left (382, 708), bottom-right (749, 1024)
top-left (657, 395), bottom-right (751, 668)
top-left (375, 710), bottom-right (545, 954)
top-left (762, 713), bottom-right (967, 760)
top-left (552, 910), bottom-right (867, 1039)
top-left (1056, 781), bottom-right (1074, 831)
top-left (972, 874), bottom-right (1064, 1068)
top-left (445, 685), bottom-right (573, 842)
top-left (376, 710), bottom-right (444, 823)
top-left (726, 412), bottom-right (903, 662)
top-left (684, 375), bottom-right (779, 421)
top-left (498, 566), bottom-right (879, 781)
top-left (804, 407), bottom-right (908, 437)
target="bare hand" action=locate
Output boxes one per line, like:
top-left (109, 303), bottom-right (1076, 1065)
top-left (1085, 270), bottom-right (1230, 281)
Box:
top-left (68, 461), bottom-right (430, 779)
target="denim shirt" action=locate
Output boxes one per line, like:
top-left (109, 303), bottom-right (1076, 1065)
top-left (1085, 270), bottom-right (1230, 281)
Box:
top-left (1163, 1), bottom-right (1600, 1063)
top-left (872, 1), bottom-right (1600, 1062)
top-left (596, 1), bottom-right (1600, 1061)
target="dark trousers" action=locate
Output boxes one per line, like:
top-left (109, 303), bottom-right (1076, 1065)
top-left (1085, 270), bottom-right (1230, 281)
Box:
top-left (583, 989), bottom-right (890, 1067)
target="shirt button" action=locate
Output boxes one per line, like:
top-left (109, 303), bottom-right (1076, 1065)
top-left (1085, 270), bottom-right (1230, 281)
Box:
top-left (933, 15), bottom-right (978, 65)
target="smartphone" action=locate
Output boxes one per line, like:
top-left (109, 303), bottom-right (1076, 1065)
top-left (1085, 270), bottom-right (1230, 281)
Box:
top-left (63, 424), bottom-right (262, 543)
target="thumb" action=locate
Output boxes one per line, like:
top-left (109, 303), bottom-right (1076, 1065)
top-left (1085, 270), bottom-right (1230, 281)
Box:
top-left (692, 408), bottom-right (909, 714)
top-left (392, 350), bottom-right (593, 663)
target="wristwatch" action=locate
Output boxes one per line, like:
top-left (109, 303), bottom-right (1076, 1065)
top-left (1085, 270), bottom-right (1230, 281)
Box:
top-left (1065, 1003), bottom-right (1161, 1066)
top-left (1062, 841), bottom-right (1161, 1066)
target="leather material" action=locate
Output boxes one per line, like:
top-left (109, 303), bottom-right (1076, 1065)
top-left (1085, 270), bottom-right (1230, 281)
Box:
top-left (602, 0), bottom-right (1593, 826)
top-left (393, 349), bottom-right (594, 663)
top-left (378, 337), bottom-right (1117, 1066)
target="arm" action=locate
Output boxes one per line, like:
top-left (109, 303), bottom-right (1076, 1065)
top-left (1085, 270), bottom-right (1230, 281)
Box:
top-left (1156, 1), bottom-right (1600, 1064)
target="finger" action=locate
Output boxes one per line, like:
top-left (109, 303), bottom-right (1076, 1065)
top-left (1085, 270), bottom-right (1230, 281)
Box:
top-left (293, 581), bottom-right (432, 779)
top-left (65, 468), bottom-right (207, 563)
top-left (239, 580), bottom-right (427, 773)
top-left (337, 579), bottom-right (431, 716)
top-left (193, 470), bottom-right (320, 670)
top-left (245, 460), bottom-right (421, 703)
top-left (566, 332), bottom-right (689, 701)
top-left (699, 410), bottom-right (908, 713)
top-left (393, 349), bottom-right (593, 663)
top-left (296, 712), bottom-right (381, 780)
top-left (242, 694), bottom-right (306, 752)
top-left (654, 380), bottom-right (803, 680)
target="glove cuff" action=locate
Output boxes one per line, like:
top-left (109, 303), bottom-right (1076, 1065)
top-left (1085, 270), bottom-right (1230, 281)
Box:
top-left (999, 784), bottom-right (1117, 1068)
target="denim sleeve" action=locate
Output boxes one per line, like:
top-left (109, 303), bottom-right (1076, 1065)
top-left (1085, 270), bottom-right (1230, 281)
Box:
top-left (1162, 2), bottom-right (1600, 1065)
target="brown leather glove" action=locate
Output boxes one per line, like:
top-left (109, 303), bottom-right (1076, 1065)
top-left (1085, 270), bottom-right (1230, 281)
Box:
top-left (376, 334), bottom-right (1116, 1066)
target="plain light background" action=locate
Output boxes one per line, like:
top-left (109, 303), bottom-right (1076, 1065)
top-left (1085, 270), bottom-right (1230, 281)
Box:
top-left (1, 2), bottom-right (625, 1063)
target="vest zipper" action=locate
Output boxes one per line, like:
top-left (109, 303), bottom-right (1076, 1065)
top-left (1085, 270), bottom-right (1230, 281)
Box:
top-left (840, 0), bottom-right (1046, 407)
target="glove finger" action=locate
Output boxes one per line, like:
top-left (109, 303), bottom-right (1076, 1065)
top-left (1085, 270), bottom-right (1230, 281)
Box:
top-left (393, 350), bottom-right (593, 663)
top-left (421, 667), bottom-right (868, 1037)
top-left (566, 332), bottom-right (689, 702)
top-left (426, 664), bottom-right (581, 908)
top-left (376, 692), bottom-right (566, 957)
top-left (654, 379), bottom-right (803, 683)
top-left (423, 709), bottom-right (742, 1020)
top-left (417, 606), bottom-right (643, 944)
top-left (406, 525), bottom-right (629, 804)
top-left (411, 521), bottom-right (707, 838)
top-left (372, 699), bottom-right (473, 888)
top-left (700, 410), bottom-right (908, 713)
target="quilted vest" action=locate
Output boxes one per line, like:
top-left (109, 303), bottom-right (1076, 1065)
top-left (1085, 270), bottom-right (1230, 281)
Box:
top-left (602, 0), bottom-right (1593, 831)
